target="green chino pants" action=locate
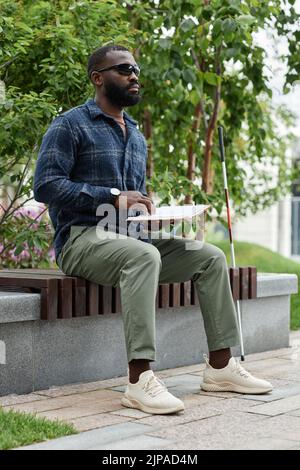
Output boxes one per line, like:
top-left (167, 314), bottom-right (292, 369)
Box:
top-left (57, 225), bottom-right (239, 363)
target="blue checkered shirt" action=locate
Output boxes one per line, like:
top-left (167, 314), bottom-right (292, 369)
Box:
top-left (33, 98), bottom-right (149, 261)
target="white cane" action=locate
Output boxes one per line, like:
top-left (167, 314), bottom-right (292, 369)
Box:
top-left (218, 125), bottom-right (245, 361)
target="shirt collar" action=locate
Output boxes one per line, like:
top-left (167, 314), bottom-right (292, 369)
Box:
top-left (85, 98), bottom-right (137, 125)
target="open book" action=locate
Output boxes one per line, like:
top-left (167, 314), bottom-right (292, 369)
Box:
top-left (126, 204), bottom-right (210, 221)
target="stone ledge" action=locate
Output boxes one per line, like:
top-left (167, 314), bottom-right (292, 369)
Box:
top-left (257, 274), bottom-right (298, 298)
top-left (0, 291), bottom-right (40, 324)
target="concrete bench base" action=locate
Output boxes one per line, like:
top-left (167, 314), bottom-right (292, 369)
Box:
top-left (0, 274), bottom-right (297, 396)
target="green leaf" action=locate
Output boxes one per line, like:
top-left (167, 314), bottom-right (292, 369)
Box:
top-left (237, 15), bottom-right (256, 26)
top-left (180, 18), bottom-right (196, 33)
top-left (158, 38), bottom-right (171, 50)
top-left (213, 19), bottom-right (222, 36)
top-left (222, 18), bottom-right (237, 34)
top-left (204, 72), bottom-right (219, 86)
top-left (182, 69), bottom-right (196, 84)
top-left (14, 245), bottom-right (24, 256)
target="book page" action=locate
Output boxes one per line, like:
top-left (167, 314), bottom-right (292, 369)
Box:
top-left (127, 204), bottom-right (210, 221)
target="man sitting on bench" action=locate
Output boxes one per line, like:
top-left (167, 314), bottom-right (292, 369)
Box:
top-left (33, 44), bottom-right (272, 415)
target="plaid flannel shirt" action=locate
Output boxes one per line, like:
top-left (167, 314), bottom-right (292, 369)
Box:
top-left (33, 98), bottom-right (149, 261)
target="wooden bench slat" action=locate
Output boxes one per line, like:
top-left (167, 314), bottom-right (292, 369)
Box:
top-left (39, 280), bottom-right (58, 320)
top-left (87, 282), bottom-right (99, 316)
top-left (155, 286), bottom-right (159, 308)
top-left (99, 285), bottom-right (112, 315)
top-left (181, 281), bottom-right (191, 306)
top-left (248, 266), bottom-right (257, 299)
top-left (170, 283), bottom-right (181, 308)
top-left (113, 286), bottom-right (122, 314)
top-left (191, 281), bottom-right (199, 305)
top-left (239, 267), bottom-right (249, 300)
top-left (229, 267), bottom-right (240, 301)
top-left (58, 277), bottom-right (73, 319)
top-left (159, 284), bottom-right (169, 308)
top-left (72, 278), bottom-right (86, 317)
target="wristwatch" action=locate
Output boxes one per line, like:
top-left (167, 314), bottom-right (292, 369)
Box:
top-left (110, 187), bottom-right (121, 205)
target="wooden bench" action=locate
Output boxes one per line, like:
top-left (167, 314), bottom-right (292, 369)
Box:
top-left (0, 267), bottom-right (257, 321)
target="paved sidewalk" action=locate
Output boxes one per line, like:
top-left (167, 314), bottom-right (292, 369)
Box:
top-left (2, 331), bottom-right (300, 450)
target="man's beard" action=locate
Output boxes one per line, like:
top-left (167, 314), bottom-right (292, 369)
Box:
top-left (104, 80), bottom-right (141, 107)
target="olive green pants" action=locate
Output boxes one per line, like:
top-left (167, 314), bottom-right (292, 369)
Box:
top-left (57, 226), bottom-right (239, 363)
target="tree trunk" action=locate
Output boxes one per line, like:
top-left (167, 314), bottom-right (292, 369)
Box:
top-left (202, 63), bottom-right (221, 194)
top-left (185, 102), bottom-right (202, 204)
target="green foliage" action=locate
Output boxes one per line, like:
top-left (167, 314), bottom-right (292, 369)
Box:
top-left (0, 0), bottom-right (299, 268)
top-left (124, 0), bottom-right (299, 214)
top-left (0, 0), bottom-right (135, 266)
top-left (0, 205), bottom-right (55, 268)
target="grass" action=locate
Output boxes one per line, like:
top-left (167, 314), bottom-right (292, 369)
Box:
top-left (210, 240), bottom-right (300, 330)
top-left (0, 408), bottom-right (76, 450)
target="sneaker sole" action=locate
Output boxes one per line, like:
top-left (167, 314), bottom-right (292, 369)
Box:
top-left (121, 396), bottom-right (185, 415)
top-left (201, 381), bottom-right (273, 395)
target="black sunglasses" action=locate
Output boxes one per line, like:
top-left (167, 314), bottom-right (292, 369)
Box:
top-left (92, 63), bottom-right (141, 77)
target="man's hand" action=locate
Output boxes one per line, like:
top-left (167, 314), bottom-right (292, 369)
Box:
top-left (115, 191), bottom-right (156, 215)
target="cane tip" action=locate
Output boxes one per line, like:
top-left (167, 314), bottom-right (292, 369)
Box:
top-left (241, 355), bottom-right (245, 362)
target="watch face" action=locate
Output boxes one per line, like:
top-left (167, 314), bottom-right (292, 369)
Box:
top-left (111, 188), bottom-right (121, 196)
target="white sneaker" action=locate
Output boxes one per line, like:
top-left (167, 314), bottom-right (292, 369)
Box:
top-left (121, 370), bottom-right (185, 414)
top-left (201, 355), bottom-right (273, 395)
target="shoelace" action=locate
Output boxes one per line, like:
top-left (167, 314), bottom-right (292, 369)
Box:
top-left (234, 360), bottom-right (252, 379)
top-left (142, 375), bottom-right (168, 397)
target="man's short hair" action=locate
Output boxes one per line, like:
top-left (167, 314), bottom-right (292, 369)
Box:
top-left (87, 45), bottom-right (130, 79)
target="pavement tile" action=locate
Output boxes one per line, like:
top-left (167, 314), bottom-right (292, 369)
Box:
top-left (111, 385), bottom-right (127, 393)
top-left (247, 394), bottom-right (300, 416)
top-left (91, 434), bottom-right (173, 450)
top-left (0, 393), bottom-right (48, 407)
top-left (138, 406), bottom-right (220, 428)
top-left (167, 385), bottom-right (201, 398)
top-left (35, 376), bottom-right (128, 397)
top-left (157, 364), bottom-right (206, 378)
top-left (246, 414), bottom-right (300, 443)
top-left (277, 349), bottom-right (300, 361)
top-left (70, 413), bottom-right (131, 432)
top-left (146, 411), bottom-right (268, 449)
top-left (231, 437), bottom-right (299, 450)
top-left (3, 390), bottom-right (123, 414)
top-left (112, 408), bottom-right (152, 419)
top-left (245, 362), bottom-right (300, 382)
top-left (241, 357), bottom-right (291, 373)
top-left (17, 421), bottom-right (154, 450)
top-left (138, 397), bottom-right (260, 428)
top-left (36, 400), bottom-right (122, 421)
top-left (240, 348), bottom-right (293, 362)
top-left (163, 374), bottom-right (201, 388)
top-left (156, 434), bottom-right (298, 450)
top-left (180, 394), bottom-right (225, 409)
top-left (288, 408), bottom-right (300, 417)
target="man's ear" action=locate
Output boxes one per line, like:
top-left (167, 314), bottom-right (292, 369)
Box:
top-left (91, 72), bottom-right (103, 87)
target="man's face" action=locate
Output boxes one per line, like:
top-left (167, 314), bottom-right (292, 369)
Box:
top-left (94, 50), bottom-right (141, 107)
